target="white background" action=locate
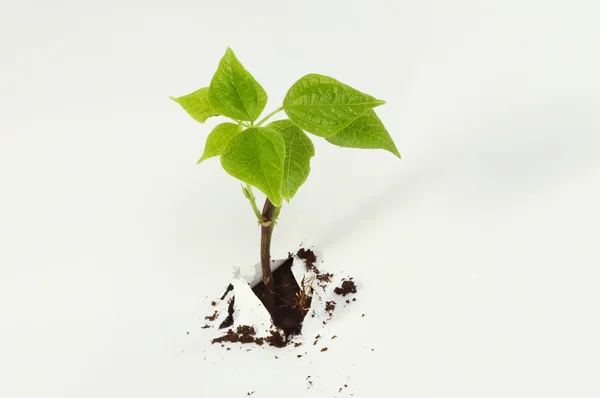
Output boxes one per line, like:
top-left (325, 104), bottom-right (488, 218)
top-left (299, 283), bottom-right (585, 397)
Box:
top-left (1, 1), bottom-right (599, 397)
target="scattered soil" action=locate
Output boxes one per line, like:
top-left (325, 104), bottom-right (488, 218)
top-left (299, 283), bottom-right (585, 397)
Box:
top-left (297, 248), bottom-right (319, 274)
top-left (306, 375), bottom-right (313, 388)
top-left (206, 247), bottom-right (359, 350)
top-left (316, 272), bottom-right (333, 283)
top-left (204, 311), bottom-right (218, 321)
top-left (267, 329), bottom-right (286, 348)
top-left (334, 278), bottom-right (357, 296)
top-left (313, 334), bottom-right (321, 345)
top-left (325, 300), bottom-right (336, 316)
top-left (211, 325), bottom-right (286, 348)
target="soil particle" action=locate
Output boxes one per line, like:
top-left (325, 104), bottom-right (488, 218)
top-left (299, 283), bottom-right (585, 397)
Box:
top-left (334, 279), bottom-right (357, 296)
top-left (205, 311), bottom-right (218, 321)
top-left (321, 347), bottom-right (328, 352)
top-left (211, 325), bottom-right (257, 345)
top-left (306, 375), bottom-right (313, 388)
top-left (313, 334), bottom-right (321, 345)
top-left (297, 354), bottom-right (302, 358)
top-left (201, 324), bottom-right (211, 329)
top-left (331, 335), bottom-right (337, 340)
top-left (211, 325), bottom-right (286, 347)
top-left (266, 329), bottom-right (286, 348)
top-left (325, 300), bottom-right (336, 315)
top-left (210, 301), bottom-right (217, 306)
top-left (316, 272), bottom-right (333, 283)
top-left (297, 248), bottom-right (319, 274)
top-left (294, 342), bottom-right (302, 347)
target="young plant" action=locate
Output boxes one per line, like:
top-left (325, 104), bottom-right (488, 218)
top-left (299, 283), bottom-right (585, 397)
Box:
top-left (171, 47), bottom-right (399, 320)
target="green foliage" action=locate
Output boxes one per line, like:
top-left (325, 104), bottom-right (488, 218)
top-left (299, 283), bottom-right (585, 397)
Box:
top-left (220, 127), bottom-right (285, 207)
top-left (326, 110), bottom-right (400, 158)
top-left (267, 120), bottom-right (315, 202)
top-left (171, 47), bottom-right (399, 208)
top-left (170, 87), bottom-right (219, 123)
top-left (208, 47), bottom-right (267, 122)
top-left (283, 74), bottom-right (385, 137)
top-left (197, 122), bottom-right (243, 163)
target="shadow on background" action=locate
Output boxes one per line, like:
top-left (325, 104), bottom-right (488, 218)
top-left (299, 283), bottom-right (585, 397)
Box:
top-left (314, 100), bottom-right (598, 249)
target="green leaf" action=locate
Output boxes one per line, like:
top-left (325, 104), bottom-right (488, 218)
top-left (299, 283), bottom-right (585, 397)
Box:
top-left (208, 48), bottom-right (268, 122)
top-left (170, 87), bottom-right (219, 123)
top-left (220, 127), bottom-right (285, 206)
top-left (282, 74), bottom-right (386, 137)
top-left (267, 120), bottom-right (315, 202)
top-left (326, 110), bottom-right (400, 158)
top-left (197, 122), bottom-right (243, 164)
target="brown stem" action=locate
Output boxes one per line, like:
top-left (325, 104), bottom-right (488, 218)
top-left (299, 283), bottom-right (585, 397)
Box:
top-left (260, 198), bottom-right (277, 319)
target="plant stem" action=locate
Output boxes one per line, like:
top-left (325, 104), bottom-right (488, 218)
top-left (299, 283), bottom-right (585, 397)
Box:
top-left (255, 106), bottom-right (284, 127)
top-left (260, 198), bottom-right (278, 318)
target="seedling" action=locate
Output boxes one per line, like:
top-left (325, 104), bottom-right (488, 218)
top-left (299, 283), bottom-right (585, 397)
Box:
top-left (171, 47), bottom-right (399, 322)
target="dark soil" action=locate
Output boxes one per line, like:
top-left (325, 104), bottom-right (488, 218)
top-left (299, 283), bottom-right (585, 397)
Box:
top-left (325, 300), bottom-right (336, 316)
top-left (252, 256), bottom-right (312, 337)
top-left (211, 325), bottom-right (286, 348)
top-left (208, 247), bottom-right (360, 350)
top-left (204, 310), bottom-right (218, 321)
top-left (334, 278), bottom-right (357, 296)
top-left (297, 248), bottom-right (319, 274)
top-left (220, 283), bottom-right (233, 300)
top-left (218, 297), bottom-right (235, 329)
